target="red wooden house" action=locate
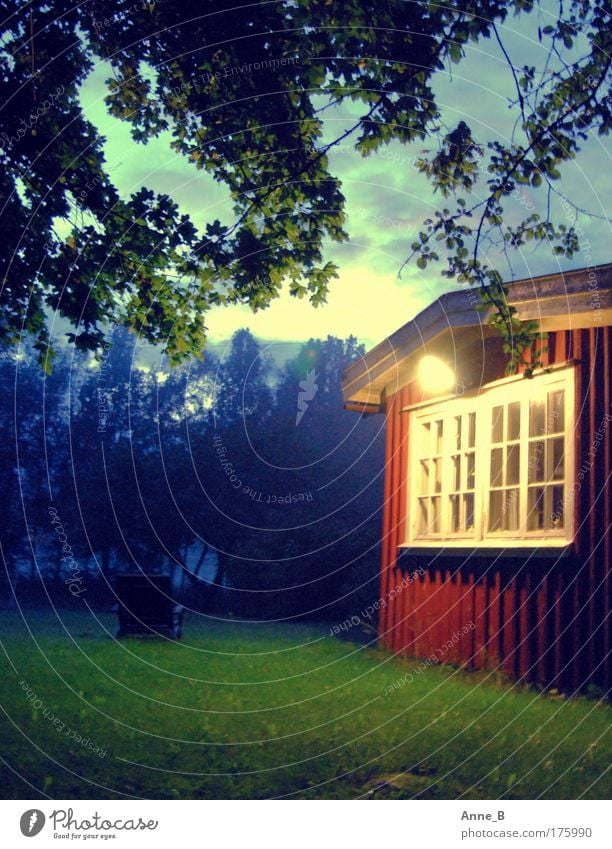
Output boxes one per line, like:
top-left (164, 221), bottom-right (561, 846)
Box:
top-left (342, 264), bottom-right (612, 693)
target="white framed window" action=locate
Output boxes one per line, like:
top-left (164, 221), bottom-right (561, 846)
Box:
top-left (406, 366), bottom-right (575, 547)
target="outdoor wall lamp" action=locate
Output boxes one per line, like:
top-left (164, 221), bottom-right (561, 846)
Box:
top-left (418, 355), bottom-right (456, 393)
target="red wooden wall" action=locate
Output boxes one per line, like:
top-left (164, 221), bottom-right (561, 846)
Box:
top-left (379, 327), bottom-right (612, 693)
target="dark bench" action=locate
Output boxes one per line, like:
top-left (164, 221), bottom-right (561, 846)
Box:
top-left (113, 574), bottom-right (184, 639)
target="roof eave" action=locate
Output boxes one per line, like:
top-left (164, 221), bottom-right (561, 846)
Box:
top-left (342, 263), bottom-right (612, 408)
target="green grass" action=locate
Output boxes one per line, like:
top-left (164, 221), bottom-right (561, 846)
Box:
top-left (0, 610), bottom-right (610, 799)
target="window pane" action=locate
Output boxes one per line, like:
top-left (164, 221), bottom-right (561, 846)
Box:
top-left (418, 498), bottom-right (429, 534)
top-left (504, 489), bottom-right (519, 531)
top-left (508, 401), bottom-right (520, 441)
top-left (506, 444), bottom-right (520, 486)
top-left (548, 390), bottom-right (564, 433)
top-left (450, 494), bottom-right (460, 533)
top-left (489, 490), bottom-right (503, 532)
top-left (549, 437), bottom-right (564, 481)
top-left (528, 440), bottom-right (545, 483)
top-left (468, 412), bottom-right (476, 448)
top-left (435, 420), bottom-right (444, 454)
top-left (529, 399), bottom-right (546, 437)
top-left (419, 460), bottom-right (429, 494)
top-left (490, 447), bottom-right (503, 486)
top-left (421, 422), bottom-right (430, 454)
top-left (433, 458), bottom-right (441, 493)
top-left (551, 485), bottom-right (564, 529)
top-left (466, 452), bottom-right (475, 489)
top-left (431, 497), bottom-right (440, 533)
top-left (454, 416), bottom-right (462, 450)
top-left (527, 487), bottom-right (545, 531)
top-left (452, 455), bottom-right (461, 491)
top-left (492, 406), bottom-right (503, 443)
top-left (504, 488), bottom-right (520, 531)
top-left (543, 486), bottom-right (557, 531)
top-left (464, 493), bottom-right (475, 532)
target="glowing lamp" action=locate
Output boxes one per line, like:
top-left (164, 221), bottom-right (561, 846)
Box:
top-left (418, 355), bottom-right (456, 393)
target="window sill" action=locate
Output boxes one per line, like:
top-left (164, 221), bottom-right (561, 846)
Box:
top-left (398, 544), bottom-right (574, 560)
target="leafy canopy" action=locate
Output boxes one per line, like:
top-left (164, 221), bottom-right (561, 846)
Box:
top-left (1, 0), bottom-right (610, 370)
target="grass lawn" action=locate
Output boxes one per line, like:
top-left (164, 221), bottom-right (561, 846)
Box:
top-left (0, 609), bottom-right (610, 800)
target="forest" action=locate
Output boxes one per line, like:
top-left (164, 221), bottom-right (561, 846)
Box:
top-left (1, 330), bottom-right (384, 621)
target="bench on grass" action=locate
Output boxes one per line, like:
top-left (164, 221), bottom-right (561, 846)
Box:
top-left (113, 574), bottom-right (184, 639)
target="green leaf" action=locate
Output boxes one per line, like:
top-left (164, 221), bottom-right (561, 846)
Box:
top-left (449, 42), bottom-right (462, 63)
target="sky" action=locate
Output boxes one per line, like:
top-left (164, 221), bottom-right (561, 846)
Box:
top-left (77, 4), bottom-right (612, 355)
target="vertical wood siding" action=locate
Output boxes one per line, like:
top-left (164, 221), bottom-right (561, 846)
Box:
top-left (379, 327), bottom-right (612, 693)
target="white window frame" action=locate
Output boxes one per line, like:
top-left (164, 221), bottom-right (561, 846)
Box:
top-left (405, 365), bottom-right (575, 548)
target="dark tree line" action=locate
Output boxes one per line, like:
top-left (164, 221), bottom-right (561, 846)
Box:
top-left (1, 330), bottom-right (384, 621)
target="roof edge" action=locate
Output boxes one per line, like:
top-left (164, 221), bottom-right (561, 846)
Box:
top-left (342, 262), bottom-right (612, 405)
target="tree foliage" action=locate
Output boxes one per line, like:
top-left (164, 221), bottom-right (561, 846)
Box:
top-left (1, 0), bottom-right (610, 369)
